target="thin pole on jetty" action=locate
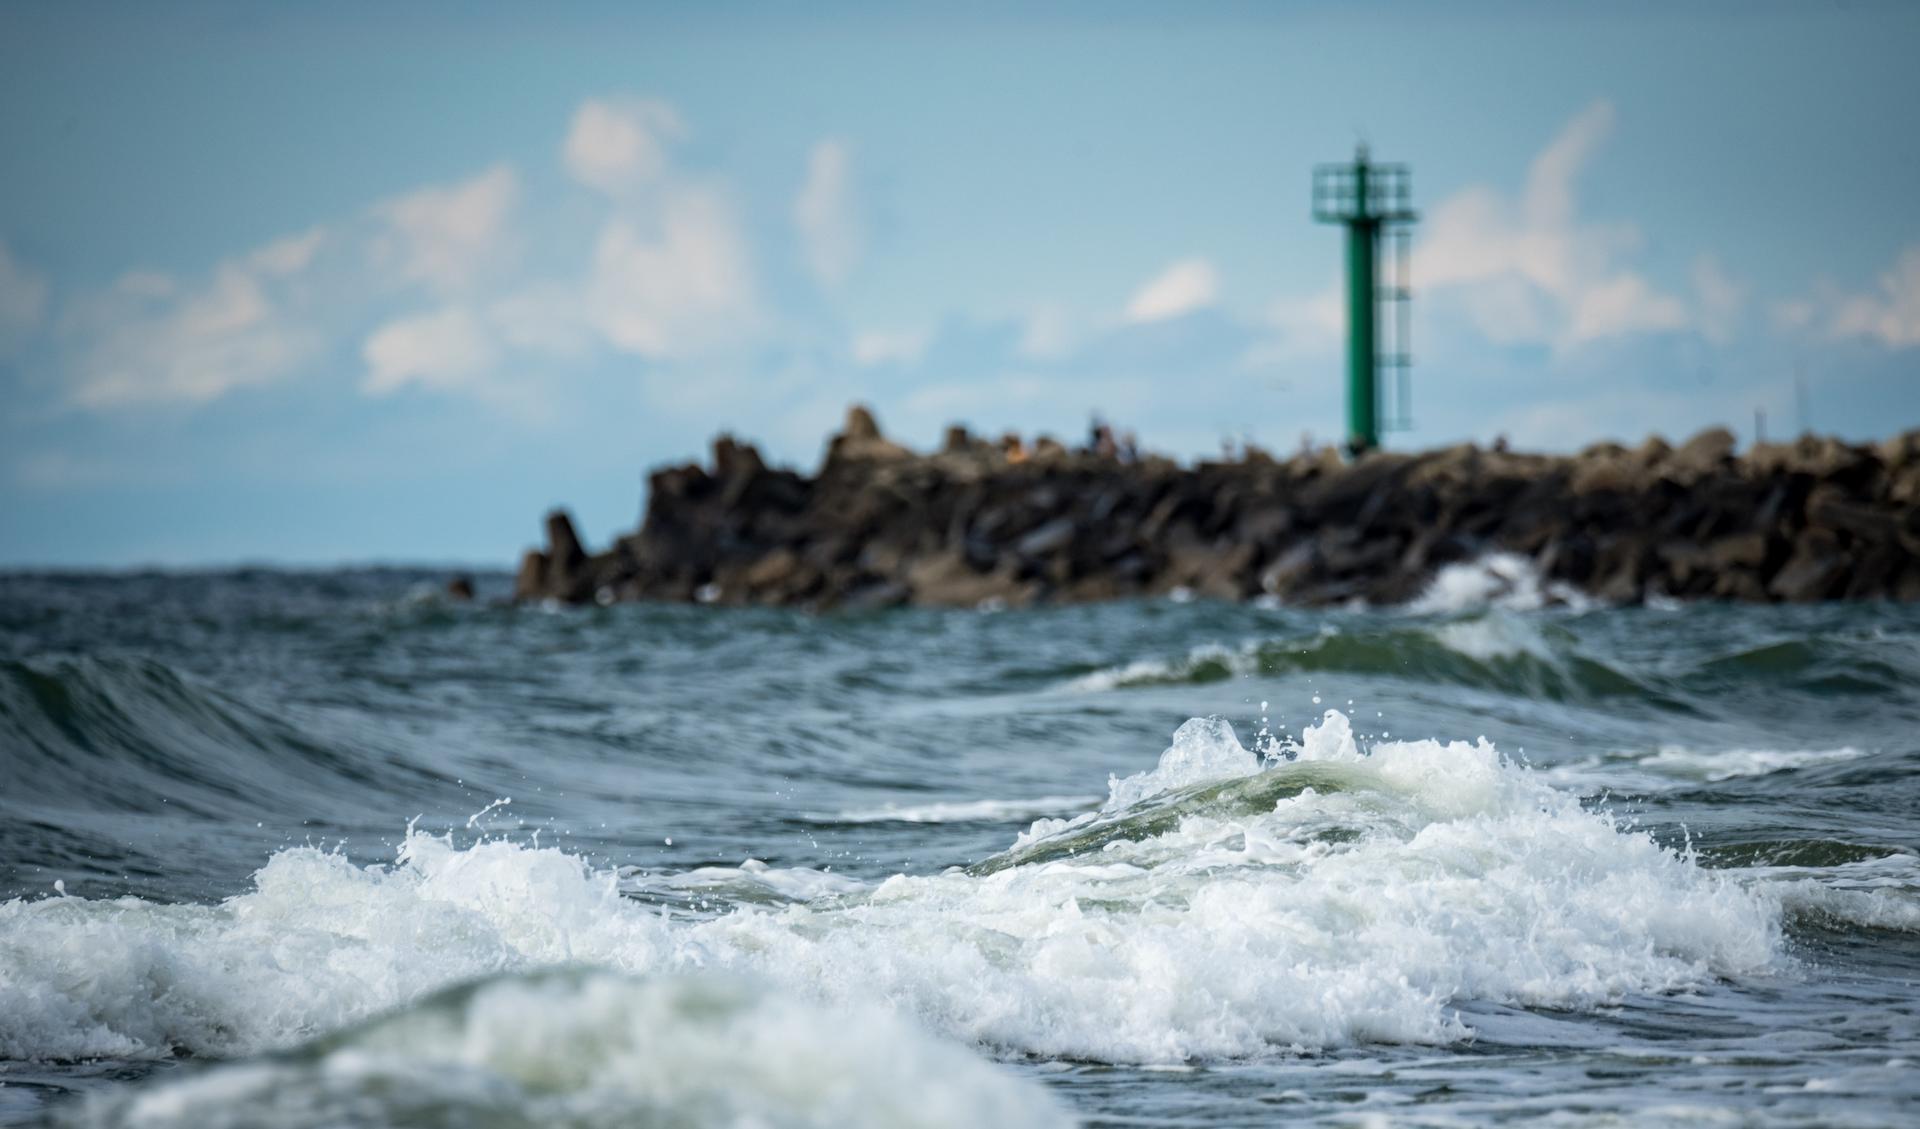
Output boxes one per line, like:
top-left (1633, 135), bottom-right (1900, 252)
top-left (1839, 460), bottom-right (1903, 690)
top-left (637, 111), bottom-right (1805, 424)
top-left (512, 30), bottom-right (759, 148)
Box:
top-left (1313, 145), bottom-right (1418, 457)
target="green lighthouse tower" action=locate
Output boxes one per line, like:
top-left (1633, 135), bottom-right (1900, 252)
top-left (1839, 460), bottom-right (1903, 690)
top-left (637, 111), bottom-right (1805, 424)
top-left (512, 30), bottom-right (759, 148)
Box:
top-left (1313, 146), bottom-right (1417, 456)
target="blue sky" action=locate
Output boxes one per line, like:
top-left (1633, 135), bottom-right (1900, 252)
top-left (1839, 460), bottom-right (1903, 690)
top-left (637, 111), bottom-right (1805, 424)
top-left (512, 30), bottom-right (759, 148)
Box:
top-left (3, 1), bottom-right (1918, 566)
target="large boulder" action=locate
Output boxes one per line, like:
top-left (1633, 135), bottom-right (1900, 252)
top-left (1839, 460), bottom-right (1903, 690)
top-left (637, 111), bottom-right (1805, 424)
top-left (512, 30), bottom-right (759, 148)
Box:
top-left (824, 405), bottom-right (912, 466)
top-left (512, 406), bottom-right (1914, 609)
top-left (1660, 427), bottom-right (1736, 484)
top-left (1768, 529), bottom-right (1850, 602)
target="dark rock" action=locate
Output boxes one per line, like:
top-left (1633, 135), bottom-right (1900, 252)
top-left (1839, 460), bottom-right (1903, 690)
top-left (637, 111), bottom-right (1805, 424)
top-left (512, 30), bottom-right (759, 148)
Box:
top-left (512, 408), bottom-right (1915, 609)
top-left (904, 550), bottom-right (1025, 607)
top-left (1259, 542), bottom-right (1319, 598)
top-left (546, 510), bottom-right (587, 574)
top-left (1706, 532), bottom-right (1772, 573)
top-left (446, 574), bottom-right (476, 601)
top-left (1806, 485), bottom-right (1895, 542)
top-left (512, 550), bottom-right (546, 600)
top-left (1016, 517), bottom-right (1076, 558)
top-left (826, 404), bottom-right (911, 465)
top-left (1662, 427), bottom-right (1736, 483)
top-left (712, 435), bottom-right (765, 480)
top-left (744, 548), bottom-right (801, 592)
top-left (1768, 529), bottom-right (1849, 602)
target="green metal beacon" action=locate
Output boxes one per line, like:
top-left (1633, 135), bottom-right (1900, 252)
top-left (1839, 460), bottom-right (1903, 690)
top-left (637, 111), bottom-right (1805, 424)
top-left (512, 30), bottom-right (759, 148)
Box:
top-left (1313, 145), bottom-right (1418, 457)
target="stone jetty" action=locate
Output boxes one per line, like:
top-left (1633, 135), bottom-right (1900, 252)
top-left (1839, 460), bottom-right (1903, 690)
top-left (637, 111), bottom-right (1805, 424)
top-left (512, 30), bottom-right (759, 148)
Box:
top-left (513, 406), bottom-right (1920, 609)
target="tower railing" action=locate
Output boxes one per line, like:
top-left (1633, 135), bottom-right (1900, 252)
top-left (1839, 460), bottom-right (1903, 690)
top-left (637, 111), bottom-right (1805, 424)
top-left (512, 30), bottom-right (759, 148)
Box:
top-left (1312, 146), bottom-right (1417, 455)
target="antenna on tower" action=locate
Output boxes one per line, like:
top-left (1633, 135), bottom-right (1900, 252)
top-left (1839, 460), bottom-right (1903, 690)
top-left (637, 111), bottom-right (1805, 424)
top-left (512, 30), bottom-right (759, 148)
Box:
top-left (1313, 145), bottom-right (1417, 457)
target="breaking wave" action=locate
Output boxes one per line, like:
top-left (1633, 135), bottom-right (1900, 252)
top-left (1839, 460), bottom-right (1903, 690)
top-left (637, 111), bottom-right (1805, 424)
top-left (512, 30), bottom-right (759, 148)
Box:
top-left (1, 712), bottom-right (1790, 1071)
top-left (805, 795), bottom-right (1100, 825)
top-left (1063, 616), bottom-right (1649, 702)
top-left (1543, 744), bottom-right (1873, 792)
top-left (46, 970), bottom-right (1071, 1129)
top-left (1407, 551), bottom-right (1595, 615)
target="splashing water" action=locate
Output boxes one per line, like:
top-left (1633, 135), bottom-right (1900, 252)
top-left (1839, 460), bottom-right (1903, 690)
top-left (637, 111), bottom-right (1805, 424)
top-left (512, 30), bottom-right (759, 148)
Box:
top-left (2, 711), bottom-right (1792, 1074)
top-left (4, 570), bottom-right (1919, 1126)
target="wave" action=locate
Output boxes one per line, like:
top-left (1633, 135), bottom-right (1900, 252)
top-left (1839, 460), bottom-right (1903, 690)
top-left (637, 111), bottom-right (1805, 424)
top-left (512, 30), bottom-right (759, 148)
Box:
top-left (1406, 552), bottom-right (1595, 615)
top-left (804, 795), bottom-right (1101, 825)
top-left (45, 969), bottom-right (1071, 1129)
top-left (0, 656), bottom-right (383, 824)
top-left (0, 712), bottom-right (1787, 1068)
top-left (1062, 616), bottom-right (1650, 702)
top-left (1744, 854), bottom-right (1920, 934)
top-left (1541, 745), bottom-right (1873, 793)
top-left (1686, 638), bottom-right (1915, 697)
top-left (619, 858), bottom-right (868, 910)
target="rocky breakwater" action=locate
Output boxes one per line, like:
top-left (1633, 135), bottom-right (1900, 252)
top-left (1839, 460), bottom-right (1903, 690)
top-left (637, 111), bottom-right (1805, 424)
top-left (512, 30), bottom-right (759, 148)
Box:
top-left (513, 407), bottom-right (1920, 609)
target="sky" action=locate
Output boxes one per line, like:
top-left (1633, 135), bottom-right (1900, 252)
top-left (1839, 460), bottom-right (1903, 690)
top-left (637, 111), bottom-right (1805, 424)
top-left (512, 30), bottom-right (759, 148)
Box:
top-left (2, 1), bottom-right (1918, 567)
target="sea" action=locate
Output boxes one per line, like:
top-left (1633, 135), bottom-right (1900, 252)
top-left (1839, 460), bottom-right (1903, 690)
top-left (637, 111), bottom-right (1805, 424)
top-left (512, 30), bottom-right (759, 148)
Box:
top-left (1, 560), bottom-right (1916, 1127)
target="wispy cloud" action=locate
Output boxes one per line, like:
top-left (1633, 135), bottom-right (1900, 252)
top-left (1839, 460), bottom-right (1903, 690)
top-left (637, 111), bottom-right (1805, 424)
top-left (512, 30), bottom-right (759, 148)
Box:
top-left (1416, 100), bottom-right (1697, 351)
top-left (361, 98), bottom-right (761, 393)
top-left (361, 304), bottom-right (496, 395)
top-left (1691, 254), bottom-right (1746, 346)
top-left (563, 98), bottom-right (684, 197)
top-left (851, 327), bottom-right (929, 366)
top-left (1779, 246), bottom-right (1920, 349)
top-left (61, 228), bottom-right (326, 408)
top-left (795, 139), bottom-right (863, 289)
top-left (37, 94), bottom-right (774, 410)
top-left (1125, 258), bottom-right (1218, 323)
top-left (371, 165), bottom-right (520, 295)
top-left (586, 184), bottom-right (758, 358)
top-left (0, 240), bottom-right (50, 357)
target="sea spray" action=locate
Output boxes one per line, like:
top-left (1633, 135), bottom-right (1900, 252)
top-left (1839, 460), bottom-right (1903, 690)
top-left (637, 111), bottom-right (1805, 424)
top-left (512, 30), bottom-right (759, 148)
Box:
top-left (47, 970), bottom-right (1073, 1129)
top-left (0, 711), bottom-right (1785, 1067)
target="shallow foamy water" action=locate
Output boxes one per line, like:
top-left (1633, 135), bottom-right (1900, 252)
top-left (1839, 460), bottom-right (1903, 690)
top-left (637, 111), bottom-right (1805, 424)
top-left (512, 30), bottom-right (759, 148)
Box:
top-left (2, 569), bottom-right (1918, 1126)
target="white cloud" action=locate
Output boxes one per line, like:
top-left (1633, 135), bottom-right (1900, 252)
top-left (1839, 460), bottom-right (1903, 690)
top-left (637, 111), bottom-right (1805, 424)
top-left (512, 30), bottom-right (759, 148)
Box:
top-left (248, 229), bottom-right (326, 277)
top-left (585, 185), bottom-right (757, 359)
top-left (1416, 100), bottom-right (1688, 350)
top-left (1691, 254), bottom-right (1745, 345)
top-left (1825, 246), bottom-right (1920, 349)
top-left (373, 165), bottom-right (519, 295)
top-left (794, 139), bottom-right (863, 288)
top-left (851, 327), bottom-right (928, 366)
top-left (486, 281), bottom-right (594, 357)
top-left (1253, 283), bottom-right (1344, 364)
top-left (1125, 258), bottom-right (1218, 323)
top-left (1771, 296), bottom-right (1817, 335)
top-left (564, 98), bottom-right (684, 196)
top-left (362, 305), bottom-right (497, 395)
top-left (1569, 273), bottom-right (1687, 343)
top-left (64, 239), bottom-right (321, 408)
top-left (0, 240), bottom-right (50, 356)
top-left (1017, 303), bottom-right (1078, 360)
top-left (351, 97), bottom-right (757, 396)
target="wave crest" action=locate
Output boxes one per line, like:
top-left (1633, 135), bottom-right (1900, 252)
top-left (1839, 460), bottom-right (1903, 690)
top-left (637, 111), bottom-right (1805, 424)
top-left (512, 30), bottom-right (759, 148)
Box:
top-left (1, 712), bottom-right (1790, 1067)
top-left (49, 970), bottom-right (1070, 1129)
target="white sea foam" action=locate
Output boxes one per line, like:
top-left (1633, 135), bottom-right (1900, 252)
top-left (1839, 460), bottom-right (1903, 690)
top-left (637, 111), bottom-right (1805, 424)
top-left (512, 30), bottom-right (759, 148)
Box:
top-left (1105, 715), bottom-right (1261, 809)
top-left (1635, 745), bottom-right (1868, 782)
top-left (1064, 613), bottom-right (1573, 698)
top-left (1544, 744), bottom-right (1871, 791)
top-left (1062, 642), bottom-right (1246, 692)
top-left (1428, 612), bottom-right (1559, 662)
top-left (0, 712), bottom-right (1790, 1068)
top-left (53, 970), bottom-right (1070, 1129)
top-left (1409, 551), bottom-right (1593, 615)
top-left (810, 795), bottom-right (1100, 825)
top-left (621, 858), bottom-right (869, 904)
top-left (1747, 854), bottom-right (1920, 933)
